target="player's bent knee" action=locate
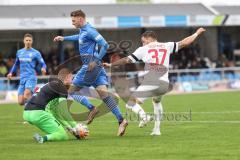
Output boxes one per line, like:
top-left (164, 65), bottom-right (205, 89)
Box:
top-left (18, 101), bottom-right (24, 105)
top-left (96, 88), bottom-right (109, 99)
top-left (129, 97), bottom-right (137, 102)
top-left (19, 103), bottom-right (24, 106)
top-left (18, 96), bottom-right (25, 105)
top-left (24, 89), bottom-right (32, 99)
top-left (127, 99), bottom-right (136, 106)
top-left (152, 96), bottom-right (162, 103)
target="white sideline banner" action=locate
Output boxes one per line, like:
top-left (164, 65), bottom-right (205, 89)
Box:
top-left (0, 0), bottom-right (116, 5)
top-left (225, 15), bottom-right (240, 26)
top-left (0, 17), bottom-right (116, 30)
top-left (0, 15), bottom-right (232, 30)
top-left (0, 18), bottom-right (73, 30)
top-left (0, 91), bottom-right (18, 104)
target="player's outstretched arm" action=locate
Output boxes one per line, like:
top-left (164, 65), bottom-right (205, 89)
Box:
top-left (103, 57), bottom-right (132, 68)
top-left (7, 56), bottom-right (19, 79)
top-left (53, 36), bottom-right (64, 42)
top-left (53, 35), bottom-right (79, 42)
top-left (103, 47), bottom-right (142, 67)
top-left (178, 27), bottom-right (206, 50)
top-left (63, 35), bottom-right (79, 41)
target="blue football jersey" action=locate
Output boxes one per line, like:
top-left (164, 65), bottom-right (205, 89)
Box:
top-left (10, 48), bottom-right (46, 79)
top-left (64, 23), bottom-right (109, 65)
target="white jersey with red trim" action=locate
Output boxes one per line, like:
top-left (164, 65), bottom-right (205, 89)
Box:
top-left (128, 41), bottom-right (178, 82)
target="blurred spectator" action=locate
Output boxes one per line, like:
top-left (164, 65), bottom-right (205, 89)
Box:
top-left (169, 44), bottom-right (219, 70)
top-left (0, 52), bottom-right (8, 77)
top-left (0, 62), bottom-right (8, 77)
top-left (219, 33), bottom-right (234, 61)
top-left (43, 47), bottom-right (59, 74)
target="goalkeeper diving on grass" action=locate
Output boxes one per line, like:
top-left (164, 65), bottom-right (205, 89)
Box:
top-left (23, 68), bottom-right (88, 143)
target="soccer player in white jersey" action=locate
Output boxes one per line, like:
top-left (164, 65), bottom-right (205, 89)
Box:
top-left (104, 27), bottom-right (206, 135)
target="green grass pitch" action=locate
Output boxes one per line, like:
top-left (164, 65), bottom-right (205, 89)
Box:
top-left (0, 91), bottom-right (240, 160)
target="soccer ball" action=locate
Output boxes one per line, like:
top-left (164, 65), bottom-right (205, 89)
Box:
top-left (75, 123), bottom-right (89, 139)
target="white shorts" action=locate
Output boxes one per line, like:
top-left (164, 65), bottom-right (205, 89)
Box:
top-left (130, 70), bottom-right (170, 100)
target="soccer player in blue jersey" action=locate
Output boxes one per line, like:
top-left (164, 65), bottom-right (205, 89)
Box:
top-left (7, 34), bottom-right (47, 105)
top-left (54, 10), bottom-right (128, 136)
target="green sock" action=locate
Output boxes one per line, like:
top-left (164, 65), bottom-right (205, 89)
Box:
top-left (43, 136), bottom-right (48, 142)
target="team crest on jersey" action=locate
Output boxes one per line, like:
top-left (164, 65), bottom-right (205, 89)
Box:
top-left (29, 52), bottom-right (33, 58)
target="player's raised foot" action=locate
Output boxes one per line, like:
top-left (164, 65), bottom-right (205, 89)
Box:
top-left (117, 119), bottom-right (128, 136)
top-left (150, 129), bottom-right (161, 136)
top-left (33, 133), bottom-right (44, 143)
top-left (139, 115), bottom-right (152, 128)
top-left (86, 106), bottom-right (99, 125)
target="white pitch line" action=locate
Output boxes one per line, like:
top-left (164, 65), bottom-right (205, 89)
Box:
top-left (15, 120), bottom-right (240, 124)
top-left (168, 121), bottom-right (240, 124)
top-left (166, 111), bottom-right (240, 114)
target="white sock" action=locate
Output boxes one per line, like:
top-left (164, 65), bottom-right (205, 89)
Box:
top-left (153, 102), bottom-right (163, 131)
top-left (126, 103), bottom-right (146, 120)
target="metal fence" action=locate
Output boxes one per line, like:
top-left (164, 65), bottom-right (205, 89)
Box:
top-left (0, 67), bottom-right (239, 103)
top-left (169, 67), bottom-right (240, 83)
top-left (0, 67), bottom-right (240, 91)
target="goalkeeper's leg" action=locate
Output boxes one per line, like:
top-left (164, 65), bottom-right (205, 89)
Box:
top-left (46, 98), bottom-right (77, 129)
top-left (23, 110), bottom-right (69, 143)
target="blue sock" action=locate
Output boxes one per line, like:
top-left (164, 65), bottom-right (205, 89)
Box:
top-left (103, 96), bottom-right (123, 123)
top-left (70, 94), bottom-right (94, 110)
